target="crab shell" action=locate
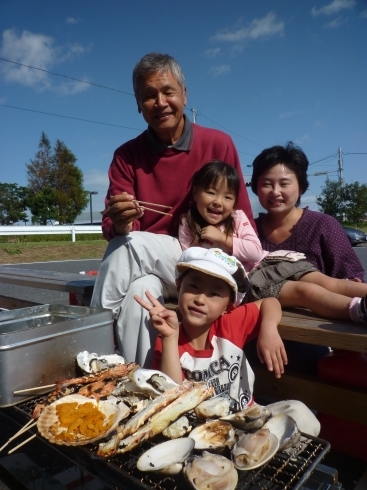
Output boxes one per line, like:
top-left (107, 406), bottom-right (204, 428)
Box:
top-left (184, 451), bottom-right (238, 490)
top-left (137, 437), bottom-right (195, 474)
top-left (37, 394), bottom-right (130, 446)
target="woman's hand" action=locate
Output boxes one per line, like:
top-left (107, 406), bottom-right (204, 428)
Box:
top-left (134, 291), bottom-right (179, 339)
top-left (104, 192), bottom-right (144, 235)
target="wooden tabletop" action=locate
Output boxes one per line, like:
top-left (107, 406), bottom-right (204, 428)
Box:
top-left (280, 308), bottom-right (367, 353)
top-left (0, 266), bottom-right (95, 295)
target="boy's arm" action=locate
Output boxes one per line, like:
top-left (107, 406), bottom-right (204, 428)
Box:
top-left (134, 292), bottom-right (183, 384)
top-left (253, 297), bottom-right (287, 378)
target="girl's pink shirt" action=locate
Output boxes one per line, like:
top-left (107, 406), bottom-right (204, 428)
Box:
top-left (179, 210), bottom-right (268, 273)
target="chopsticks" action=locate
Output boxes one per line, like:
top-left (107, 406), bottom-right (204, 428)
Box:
top-left (14, 383), bottom-right (56, 394)
top-left (0, 418), bottom-right (38, 453)
top-left (134, 200), bottom-right (173, 217)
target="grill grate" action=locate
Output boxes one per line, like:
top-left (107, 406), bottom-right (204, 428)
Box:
top-left (15, 396), bottom-right (330, 490)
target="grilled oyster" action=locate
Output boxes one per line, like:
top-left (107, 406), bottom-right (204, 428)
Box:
top-left (221, 403), bottom-right (271, 430)
top-left (76, 351), bottom-right (125, 374)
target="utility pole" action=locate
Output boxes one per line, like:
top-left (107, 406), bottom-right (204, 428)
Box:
top-left (337, 147), bottom-right (344, 190)
top-left (190, 108), bottom-right (199, 124)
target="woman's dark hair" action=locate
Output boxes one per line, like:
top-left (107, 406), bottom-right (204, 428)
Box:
top-left (251, 142), bottom-right (309, 207)
top-left (182, 160), bottom-right (240, 246)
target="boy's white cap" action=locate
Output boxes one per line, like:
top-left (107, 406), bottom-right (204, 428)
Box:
top-left (176, 247), bottom-right (250, 307)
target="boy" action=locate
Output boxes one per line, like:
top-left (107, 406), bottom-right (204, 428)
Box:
top-left (134, 247), bottom-right (287, 410)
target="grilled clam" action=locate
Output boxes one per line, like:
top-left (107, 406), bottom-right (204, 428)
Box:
top-left (221, 403), bottom-right (271, 430)
top-left (231, 428), bottom-right (279, 470)
top-left (137, 437), bottom-right (195, 474)
top-left (263, 413), bottom-right (301, 451)
top-left (184, 451), bottom-right (238, 490)
top-left (194, 396), bottom-right (232, 419)
top-left (266, 400), bottom-right (320, 436)
top-left (189, 420), bottom-right (236, 451)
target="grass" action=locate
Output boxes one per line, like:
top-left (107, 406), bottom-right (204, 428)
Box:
top-left (0, 240), bottom-right (108, 264)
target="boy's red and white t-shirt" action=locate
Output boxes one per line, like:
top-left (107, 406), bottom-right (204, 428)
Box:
top-left (152, 303), bottom-right (260, 410)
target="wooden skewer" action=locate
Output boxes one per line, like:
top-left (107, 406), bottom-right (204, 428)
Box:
top-left (8, 434), bottom-right (37, 455)
top-left (0, 420), bottom-right (37, 453)
top-left (14, 383), bottom-right (56, 394)
top-left (135, 200), bottom-right (172, 209)
top-left (139, 206), bottom-right (173, 217)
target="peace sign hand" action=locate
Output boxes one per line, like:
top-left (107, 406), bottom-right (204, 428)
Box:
top-left (134, 291), bottom-right (180, 339)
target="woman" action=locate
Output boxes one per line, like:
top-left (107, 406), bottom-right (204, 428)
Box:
top-left (246, 142), bottom-right (365, 375)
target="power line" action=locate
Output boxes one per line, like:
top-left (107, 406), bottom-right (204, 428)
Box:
top-left (0, 103), bottom-right (142, 131)
top-left (0, 57), bottom-right (134, 96)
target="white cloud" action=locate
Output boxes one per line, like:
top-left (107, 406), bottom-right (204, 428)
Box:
top-left (323, 16), bottom-right (347, 28)
top-left (314, 120), bottom-right (325, 128)
top-left (212, 12), bottom-right (284, 43)
top-left (278, 111), bottom-right (296, 119)
top-left (295, 134), bottom-right (311, 144)
top-left (0, 28), bottom-right (89, 94)
top-left (311, 0), bottom-right (356, 16)
top-left (204, 48), bottom-right (221, 58)
top-left (209, 64), bottom-right (231, 77)
top-left (84, 169), bottom-right (109, 189)
top-left (66, 17), bottom-right (78, 25)
top-left (360, 9), bottom-right (367, 19)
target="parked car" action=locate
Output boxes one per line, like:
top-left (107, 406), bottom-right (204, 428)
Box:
top-left (343, 226), bottom-right (367, 246)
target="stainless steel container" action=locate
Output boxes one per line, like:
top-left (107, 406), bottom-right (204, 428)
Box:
top-left (0, 304), bottom-right (115, 407)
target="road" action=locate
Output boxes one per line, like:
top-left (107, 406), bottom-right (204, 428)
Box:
top-left (0, 246), bottom-right (366, 307)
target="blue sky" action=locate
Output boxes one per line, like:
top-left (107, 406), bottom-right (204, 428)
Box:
top-left (1, 0), bottom-right (366, 219)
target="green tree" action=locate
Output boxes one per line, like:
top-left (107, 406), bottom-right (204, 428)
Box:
top-left (28, 187), bottom-right (58, 225)
top-left (27, 133), bottom-right (89, 224)
top-left (0, 183), bottom-right (29, 225)
top-left (343, 182), bottom-right (367, 224)
top-left (317, 179), bottom-right (346, 221)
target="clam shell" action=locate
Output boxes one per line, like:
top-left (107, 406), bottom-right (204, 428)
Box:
top-left (137, 437), bottom-right (195, 474)
top-left (194, 396), bottom-right (231, 419)
top-left (37, 394), bottom-right (129, 446)
top-left (232, 428), bottom-right (279, 470)
top-left (221, 403), bottom-right (271, 430)
top-left (189, 420), bottom-right (236, 451)
top-left (266, 400), bottom-right (320, 436)
top-left (184, 451), bottom-right (238, 490)
top-left (263, 413), bottom-right (301, 450)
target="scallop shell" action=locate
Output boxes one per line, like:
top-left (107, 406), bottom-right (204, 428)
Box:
top-left (189, 420), bottom-right (236, 451)
top-left (263, 413), bottom-right (301, 450)
top-left (232, 428), bottom-right (279, 471)
top-left (221, 403), bottom-right (271, 430)
top-left (37, 394), bottom-right (130, 446)
top-left (184, 451), bottom-right (238, 490)
top-left (137, 437), bottom-right (195, 474)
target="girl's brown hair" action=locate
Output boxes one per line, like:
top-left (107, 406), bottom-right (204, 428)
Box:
top-left (183, 160), bottom-right (240, 246)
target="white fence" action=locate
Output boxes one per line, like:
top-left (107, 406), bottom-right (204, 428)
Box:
top-left (0, 225), bottom-right (102, 242)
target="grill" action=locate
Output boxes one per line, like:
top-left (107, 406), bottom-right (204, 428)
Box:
top-left (14, 396), bottom-right (330, 490)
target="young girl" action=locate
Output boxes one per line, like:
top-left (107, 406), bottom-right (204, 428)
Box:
top-left (178, 160), bottom-right (367, 324)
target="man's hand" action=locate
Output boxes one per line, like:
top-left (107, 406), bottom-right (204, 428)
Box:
top-left (134, 291), bottom-right (180, 338)
top-left (104, 192), bottom-right (144, 235)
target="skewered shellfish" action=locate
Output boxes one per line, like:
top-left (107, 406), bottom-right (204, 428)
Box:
top-left (184, 451), bottom-right (238, 490)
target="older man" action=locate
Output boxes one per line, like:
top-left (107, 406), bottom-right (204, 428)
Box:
top-left (91, 53), bottom-right (255, 367)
